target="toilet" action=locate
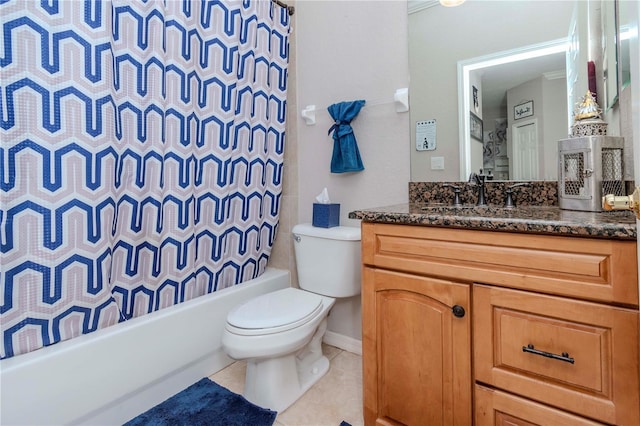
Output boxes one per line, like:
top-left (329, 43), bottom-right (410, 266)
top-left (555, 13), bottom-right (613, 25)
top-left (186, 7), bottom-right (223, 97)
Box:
top-left (221, 223), bottom-right (361, 412)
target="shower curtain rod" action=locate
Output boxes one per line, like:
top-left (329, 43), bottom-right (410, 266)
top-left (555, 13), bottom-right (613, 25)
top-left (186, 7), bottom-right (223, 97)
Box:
top-left (272, 0), bottom-right (295, 15)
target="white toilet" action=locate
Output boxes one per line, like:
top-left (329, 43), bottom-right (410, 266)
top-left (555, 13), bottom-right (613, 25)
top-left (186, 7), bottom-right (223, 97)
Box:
top-left (221, 223), bottom-right (361, 412)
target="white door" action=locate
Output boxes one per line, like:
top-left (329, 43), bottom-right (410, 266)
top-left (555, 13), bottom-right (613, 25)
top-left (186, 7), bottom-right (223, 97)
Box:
top-left (511, 119), bottom-right (539, 180)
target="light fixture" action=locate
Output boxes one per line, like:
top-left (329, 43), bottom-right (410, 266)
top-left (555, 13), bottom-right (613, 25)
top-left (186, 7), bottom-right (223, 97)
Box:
top-left (440, 0), bottom-right (466, 7)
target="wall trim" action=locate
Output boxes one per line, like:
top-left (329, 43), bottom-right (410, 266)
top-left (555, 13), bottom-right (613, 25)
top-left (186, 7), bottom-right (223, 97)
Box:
top-left (323, 331), bottom-right (362, 356)
top-left (408, 0), bottom-right (439, 14)
top-left (543, 70), bottom-right (566, 80)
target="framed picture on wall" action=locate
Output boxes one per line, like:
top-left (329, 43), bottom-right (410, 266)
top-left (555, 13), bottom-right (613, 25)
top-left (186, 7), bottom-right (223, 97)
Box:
top-left (472, 85), bottom-right (479, 112)
top-left (470, 112), bottom-right (483, 142)
top-left (514, 100), bottom-right (534, 120)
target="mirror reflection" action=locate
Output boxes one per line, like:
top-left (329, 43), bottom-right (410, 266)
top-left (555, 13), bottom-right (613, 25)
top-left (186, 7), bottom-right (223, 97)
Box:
top-left (409, 0), bottom-right (576, 182)
top-left (619, 0), bottom-right (632, 91)
top-left (460, 42), bottom-right (569, 181)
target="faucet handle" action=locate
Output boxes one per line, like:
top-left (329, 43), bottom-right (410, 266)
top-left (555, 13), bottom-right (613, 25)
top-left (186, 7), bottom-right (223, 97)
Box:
top-left (442, 184), bottom-right (462, 206)
top-left (477, 169), bottom-right (487, 184)
top-left (468, 172), bottom-right (485, 186)
top-left (507, 182), bottom-right (531, 190)
top-left (504, 182), bottom-right (531, 208)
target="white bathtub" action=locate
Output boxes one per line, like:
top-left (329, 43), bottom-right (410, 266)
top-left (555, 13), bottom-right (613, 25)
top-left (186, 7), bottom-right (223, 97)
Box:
top-left (0, 268), bottom-right (290, 426)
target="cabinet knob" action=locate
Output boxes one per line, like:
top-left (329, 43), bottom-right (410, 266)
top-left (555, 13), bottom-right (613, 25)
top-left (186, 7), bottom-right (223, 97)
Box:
top-left (452, 305), bottom-right (466, 318)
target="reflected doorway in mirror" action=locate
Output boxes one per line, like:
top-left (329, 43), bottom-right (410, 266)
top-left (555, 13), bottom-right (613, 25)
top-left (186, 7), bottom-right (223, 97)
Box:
top-left (512, 119), bottom-right (539, 180)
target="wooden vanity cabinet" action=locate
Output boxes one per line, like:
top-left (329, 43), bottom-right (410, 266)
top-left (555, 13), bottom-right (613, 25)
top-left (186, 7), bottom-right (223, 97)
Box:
top-left (361, 222), bottom-right (639, 426)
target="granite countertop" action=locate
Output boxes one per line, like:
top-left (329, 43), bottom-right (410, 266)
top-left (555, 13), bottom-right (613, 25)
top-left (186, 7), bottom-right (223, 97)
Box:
top-left (348, 203), bottom-right (637, 240)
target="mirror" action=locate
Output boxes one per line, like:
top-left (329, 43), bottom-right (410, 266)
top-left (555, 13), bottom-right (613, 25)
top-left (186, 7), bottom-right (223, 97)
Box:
top-left (409, 0), bottom-right (577, 182)
top-left (602, 0), bottom-right (619, 110)
top-left (458, 40), bottom-right (569, 181)
top-left (619, 0), bottom-right (632, 92)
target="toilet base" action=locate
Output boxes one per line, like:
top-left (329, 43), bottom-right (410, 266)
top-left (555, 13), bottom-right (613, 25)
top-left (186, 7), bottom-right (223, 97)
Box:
top-left (242, 319), bottom-right (330, 412)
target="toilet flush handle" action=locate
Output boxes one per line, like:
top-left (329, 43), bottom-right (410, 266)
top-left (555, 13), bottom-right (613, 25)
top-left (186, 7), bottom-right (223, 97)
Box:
top-left (292, 234), bottom-right (301, 243)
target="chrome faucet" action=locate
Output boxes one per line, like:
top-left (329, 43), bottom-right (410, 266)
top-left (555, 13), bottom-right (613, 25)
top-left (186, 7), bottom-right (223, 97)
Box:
top-left (468, 170), bottom-right (487, 206)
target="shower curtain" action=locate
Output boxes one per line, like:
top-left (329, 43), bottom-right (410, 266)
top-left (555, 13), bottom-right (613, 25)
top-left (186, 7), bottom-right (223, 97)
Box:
top-left (0, 0), bottom-right (290, 359)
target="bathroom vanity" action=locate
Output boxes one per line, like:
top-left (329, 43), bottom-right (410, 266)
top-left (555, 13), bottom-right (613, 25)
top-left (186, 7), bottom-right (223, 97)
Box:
top-left (350, 200), bottom-right (639, 425)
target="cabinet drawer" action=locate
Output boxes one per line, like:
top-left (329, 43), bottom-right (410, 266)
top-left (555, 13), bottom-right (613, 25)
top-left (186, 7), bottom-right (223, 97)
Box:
top-left (475, 385), bottom-right (603, 425)
top-left (474, 284), bottom-right (640, 425)
top-left (362, 223), bottom-right (637, 305)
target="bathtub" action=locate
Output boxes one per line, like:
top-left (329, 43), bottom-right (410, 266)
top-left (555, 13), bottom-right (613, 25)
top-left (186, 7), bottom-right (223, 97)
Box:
top-left (0, 268), bottom-right (290, 426)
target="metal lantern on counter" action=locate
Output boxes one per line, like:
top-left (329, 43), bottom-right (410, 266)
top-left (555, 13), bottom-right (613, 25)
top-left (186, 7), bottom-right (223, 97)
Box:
top-left (558, 91), bottom-right (625, 212)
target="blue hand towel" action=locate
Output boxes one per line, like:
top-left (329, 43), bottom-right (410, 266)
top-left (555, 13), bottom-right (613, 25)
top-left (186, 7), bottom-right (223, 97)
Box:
top-left (327, 100), bottom-right (366, 173)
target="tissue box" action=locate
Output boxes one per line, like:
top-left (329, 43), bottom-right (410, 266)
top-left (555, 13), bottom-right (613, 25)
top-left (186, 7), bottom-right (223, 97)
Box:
top-left (312, 203), bottom-right (340, 228)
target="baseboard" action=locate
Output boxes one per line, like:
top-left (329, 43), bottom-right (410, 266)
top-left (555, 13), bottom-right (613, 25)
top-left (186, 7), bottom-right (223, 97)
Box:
top-left (323, 331), bottom-right (362, 356)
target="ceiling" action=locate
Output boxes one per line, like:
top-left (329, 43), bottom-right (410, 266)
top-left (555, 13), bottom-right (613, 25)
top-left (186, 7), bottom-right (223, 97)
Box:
top-left (408, 0), bottom-right (567, 114)
top-left (476, 51), bottom-right (567, 111)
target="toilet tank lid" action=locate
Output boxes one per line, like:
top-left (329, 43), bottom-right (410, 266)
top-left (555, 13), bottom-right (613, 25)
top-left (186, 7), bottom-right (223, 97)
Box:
top-left (292, 223), bottom-right (361, 241)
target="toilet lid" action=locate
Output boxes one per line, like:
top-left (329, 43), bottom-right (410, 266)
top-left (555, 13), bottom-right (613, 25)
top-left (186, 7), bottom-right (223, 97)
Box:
top-left (227, 288), bottom-right (323, 333)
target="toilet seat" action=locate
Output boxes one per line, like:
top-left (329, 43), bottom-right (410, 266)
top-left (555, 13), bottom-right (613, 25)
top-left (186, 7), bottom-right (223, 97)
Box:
top-left (226, 288), bottom-right (324, 336)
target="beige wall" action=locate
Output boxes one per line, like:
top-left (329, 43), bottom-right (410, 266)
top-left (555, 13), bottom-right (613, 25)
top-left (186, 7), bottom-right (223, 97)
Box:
top-left (268, 5), bottom-right (300, 286)
top-left (295, 1), bottom-right (411, 228)
top-left (297, 1), bottom-right (411, 341)
top-left (542, 76), bottom-right (569, 179)
top-left (269, 1), bottom-right (411, 342)
top-left (269, 0), bottom-right (640, 344)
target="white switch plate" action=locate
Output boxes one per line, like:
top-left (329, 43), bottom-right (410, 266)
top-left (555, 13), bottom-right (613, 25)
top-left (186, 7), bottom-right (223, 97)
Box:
top-left (431, 156), bottom-right (444, 170)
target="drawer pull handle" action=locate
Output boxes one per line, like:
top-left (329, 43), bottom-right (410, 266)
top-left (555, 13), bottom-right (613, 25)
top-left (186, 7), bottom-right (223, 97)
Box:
top-left (522, 344), bottom-right (575, 364)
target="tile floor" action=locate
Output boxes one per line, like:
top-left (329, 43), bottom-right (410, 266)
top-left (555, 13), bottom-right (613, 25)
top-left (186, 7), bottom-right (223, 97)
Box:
top-left (209, 344), bottom-right (364, 426)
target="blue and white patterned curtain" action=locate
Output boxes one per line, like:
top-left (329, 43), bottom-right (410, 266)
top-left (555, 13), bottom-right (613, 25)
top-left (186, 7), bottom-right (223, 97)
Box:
top-left (0, 0), bottom-right (290, 359)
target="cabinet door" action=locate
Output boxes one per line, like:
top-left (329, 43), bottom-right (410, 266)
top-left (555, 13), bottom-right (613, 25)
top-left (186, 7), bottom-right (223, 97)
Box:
top-left (362, 267), bottom-right (471, 426)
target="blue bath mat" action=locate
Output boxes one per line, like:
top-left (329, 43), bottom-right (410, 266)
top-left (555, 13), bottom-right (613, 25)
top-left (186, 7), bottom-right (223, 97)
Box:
top-left (124, 378), bottom-right (277, 426)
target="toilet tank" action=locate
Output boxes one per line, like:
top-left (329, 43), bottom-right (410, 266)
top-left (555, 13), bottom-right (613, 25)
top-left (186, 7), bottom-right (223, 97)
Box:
top-left (292, 223), bottom-right (361, 298)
